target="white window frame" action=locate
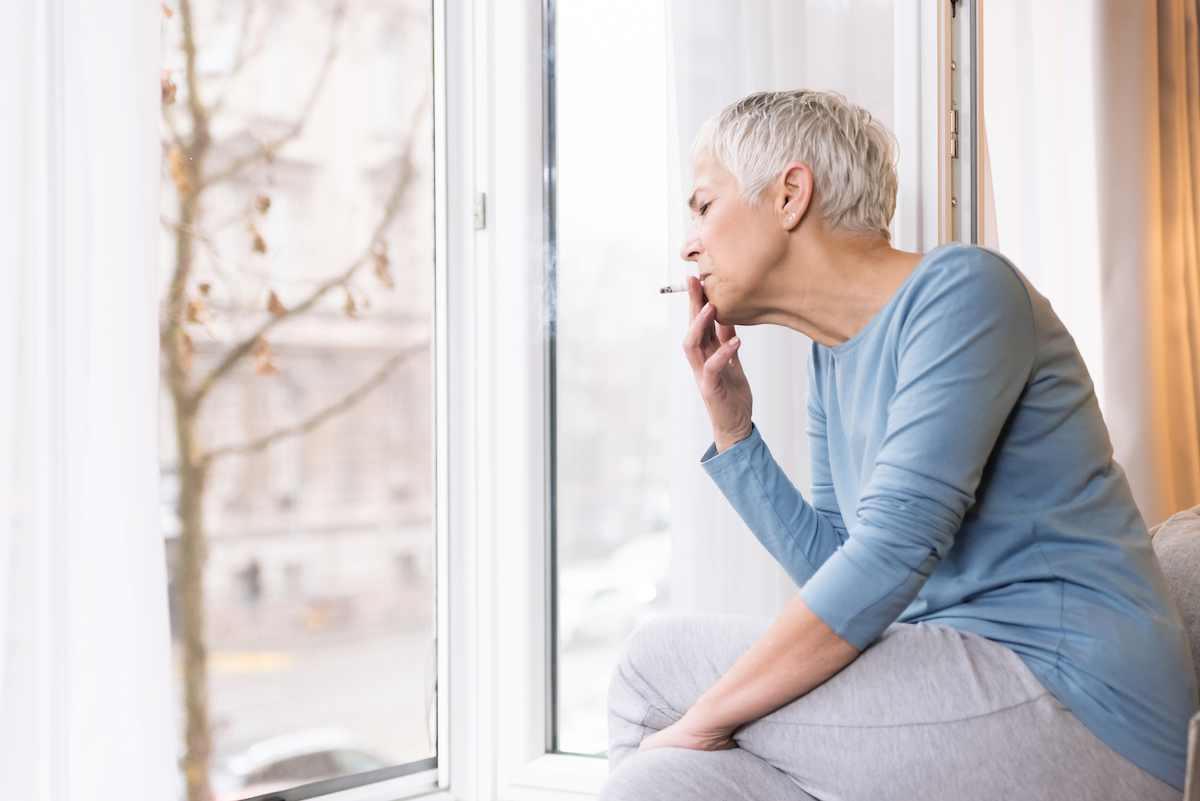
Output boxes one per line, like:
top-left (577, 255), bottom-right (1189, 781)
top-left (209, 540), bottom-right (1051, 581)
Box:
top-left (439, 0), bottom-right (606, 796)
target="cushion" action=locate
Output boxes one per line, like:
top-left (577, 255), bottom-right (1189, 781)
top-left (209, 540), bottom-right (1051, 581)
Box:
top-left (1150, 504), bottom-right (1200, 689)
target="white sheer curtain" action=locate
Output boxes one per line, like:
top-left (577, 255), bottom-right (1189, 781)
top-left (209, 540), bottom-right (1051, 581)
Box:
top-left (0, 2), bottom-right (175, 799)
top-left (983, 1), bottom-right (1104, 375)
top-left (985, 0), bottom-right (1200, 528)
top-left (665, 0), bottom-right (901, 617)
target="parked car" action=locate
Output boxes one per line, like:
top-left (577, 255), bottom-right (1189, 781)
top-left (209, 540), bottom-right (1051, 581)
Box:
top-left (559, 531), bottom-right (670, 648)
top-left (213, 728), bottom-right (390, 801)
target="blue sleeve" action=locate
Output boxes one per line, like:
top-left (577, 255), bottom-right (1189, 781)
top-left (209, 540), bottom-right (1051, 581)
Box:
top-left (701, 423), bottom-right (845, 589)
top-left (798, 259), bottom-right (1036, 650)
top-left (805, 351), bottom-right (848, 543)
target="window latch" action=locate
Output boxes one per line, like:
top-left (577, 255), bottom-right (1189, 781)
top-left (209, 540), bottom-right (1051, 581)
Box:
top-left (473, 192), bottom-right (487, 230)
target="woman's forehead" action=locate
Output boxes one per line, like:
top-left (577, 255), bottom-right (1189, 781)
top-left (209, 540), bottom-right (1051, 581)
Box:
top-left (689, 158), bottom-right (735, 195)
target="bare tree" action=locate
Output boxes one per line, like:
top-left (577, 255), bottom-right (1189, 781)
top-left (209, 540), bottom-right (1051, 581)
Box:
top-left (160, 3), bottom-right (427, 799)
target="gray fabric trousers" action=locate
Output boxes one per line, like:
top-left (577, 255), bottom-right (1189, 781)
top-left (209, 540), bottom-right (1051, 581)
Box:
top-left (602, 615), bottom-right (1181, 801)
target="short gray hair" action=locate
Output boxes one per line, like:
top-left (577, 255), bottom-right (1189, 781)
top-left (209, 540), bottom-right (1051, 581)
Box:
top-left (691, 90), bottom-right (898, 239)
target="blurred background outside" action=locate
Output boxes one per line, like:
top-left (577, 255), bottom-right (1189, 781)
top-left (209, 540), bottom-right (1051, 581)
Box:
top-left (554, 0), bottom-right (672, 755)
top-left (158, 1), bottom-right (435, 799)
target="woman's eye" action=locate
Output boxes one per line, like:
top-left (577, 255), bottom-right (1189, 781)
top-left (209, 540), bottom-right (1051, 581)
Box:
top-left (699, 203), bottom-right (710, 216)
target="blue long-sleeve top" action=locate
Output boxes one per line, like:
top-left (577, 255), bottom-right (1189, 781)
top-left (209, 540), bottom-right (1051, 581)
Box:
top-left (700, 243), bottom-right (1198, 789)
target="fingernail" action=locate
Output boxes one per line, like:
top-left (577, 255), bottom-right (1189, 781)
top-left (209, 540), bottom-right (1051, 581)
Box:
top-left (702, 302), bottom-right (711, 313)
top-left (730, 337), bottom-right (740, 346)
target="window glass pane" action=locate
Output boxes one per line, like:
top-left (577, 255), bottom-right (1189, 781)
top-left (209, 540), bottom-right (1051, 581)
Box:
top-left (159, 1), bottom-right (436, 798)
top-left (554, 0), bottom-right (671, 755)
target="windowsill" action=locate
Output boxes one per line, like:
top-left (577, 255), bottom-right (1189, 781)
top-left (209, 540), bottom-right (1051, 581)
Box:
top-left (501, 754), bottom-right (609, 800)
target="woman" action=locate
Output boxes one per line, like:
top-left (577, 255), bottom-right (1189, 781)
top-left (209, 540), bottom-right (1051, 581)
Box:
top-left (600, 90), bottom-right (1197, 801)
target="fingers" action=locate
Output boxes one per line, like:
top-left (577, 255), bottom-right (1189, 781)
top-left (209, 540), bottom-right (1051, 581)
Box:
top-left (682, 301), bottom-right (718, 371)
top-left (687, 275), bottom-right (705, 323)
top-left (715, 321), bottom-right (737, 345)
top-left (701, 335), bottom-right (741, 384)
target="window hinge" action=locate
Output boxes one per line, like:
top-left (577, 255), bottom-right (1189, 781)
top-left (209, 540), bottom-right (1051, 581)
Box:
top-left (949, 106), bottom-right (959, 159)
top-left (473, 192), bottom-right (487, 229)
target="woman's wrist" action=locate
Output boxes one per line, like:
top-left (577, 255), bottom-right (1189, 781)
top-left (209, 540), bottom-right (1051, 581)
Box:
top-left (672, 709), bottom-right (737, 749)
top-left (714, 423), bottom-right (753, 454)
top-left (685, 689), bottom-right (741, 735)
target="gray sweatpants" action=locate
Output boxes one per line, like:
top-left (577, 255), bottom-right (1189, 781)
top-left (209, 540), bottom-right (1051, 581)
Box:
top-left (603, 615), bottom-right (1180, 801)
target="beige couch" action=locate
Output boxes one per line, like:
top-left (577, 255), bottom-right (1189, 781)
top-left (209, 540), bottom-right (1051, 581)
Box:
top-left (1149, 505), bottom-right (1200, 800)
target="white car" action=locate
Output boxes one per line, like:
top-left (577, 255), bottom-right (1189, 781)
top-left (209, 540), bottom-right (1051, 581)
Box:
top-left (559, 532), bottom-right (670, 648)
top-left (214, 728), bottom-right (390, 801)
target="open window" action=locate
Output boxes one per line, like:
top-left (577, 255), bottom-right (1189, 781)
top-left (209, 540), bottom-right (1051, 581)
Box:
top-left (158, 1), bottom-right (448, 798)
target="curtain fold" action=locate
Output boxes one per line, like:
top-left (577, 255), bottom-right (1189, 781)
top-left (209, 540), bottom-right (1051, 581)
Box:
top-left (1152, 0), bottom-right (1200, 518)
top-left (0, 1), bottom-right (175, 799)
top-left (1089, 0), bottom-right (1200, 527)
top-left (981, 0), bottom-right (1200, 528)
top-left (982, 1), bottom-right (1105, 378)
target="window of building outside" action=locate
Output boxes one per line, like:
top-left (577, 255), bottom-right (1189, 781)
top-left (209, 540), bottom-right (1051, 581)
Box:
top-left (159, 1), bottom-right (437, 799)
top-left (552, 0), bottom-right (672, 755)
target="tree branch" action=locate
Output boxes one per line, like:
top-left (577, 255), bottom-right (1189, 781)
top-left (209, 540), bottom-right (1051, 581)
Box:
top-left (204, 341), bottom-right (428, 463)
top-left (189, 104), bottom-right (426, 406)
top-left (161, 112), bottom-right (184, 151)
top-left (198, 3), bottom-right (345, 192)
top-left (178, 0), bottom-right (210, 151)
top-left (163, 218), bottom-right (272, 286)
top-left (162, 218), bottom-right (302, 296)
top-left (161, 0), bottom-right (211, 380)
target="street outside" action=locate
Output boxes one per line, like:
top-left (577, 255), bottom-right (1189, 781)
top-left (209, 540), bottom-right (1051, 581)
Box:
top-left (173, 619), bottom-right (436, 793)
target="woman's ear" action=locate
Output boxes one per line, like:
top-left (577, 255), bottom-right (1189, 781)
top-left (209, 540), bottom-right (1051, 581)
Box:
top-left (779, 161), bottom-right (813, 229)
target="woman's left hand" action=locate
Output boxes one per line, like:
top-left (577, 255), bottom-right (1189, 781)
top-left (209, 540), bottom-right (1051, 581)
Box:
top-left (637, 710), bottom-right (737, 754)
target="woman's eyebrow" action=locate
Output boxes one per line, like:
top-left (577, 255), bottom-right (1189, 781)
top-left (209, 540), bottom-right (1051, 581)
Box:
top-left (687, 191), bottom-right (706, 211)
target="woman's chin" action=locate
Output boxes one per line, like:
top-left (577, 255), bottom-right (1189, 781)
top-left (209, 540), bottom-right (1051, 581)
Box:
top-left (714, 309), bottom-right (746, 327)
top-left (710, 299), bottom-right (747, 326)
top-left (715, 307), bottom-right (766, 327)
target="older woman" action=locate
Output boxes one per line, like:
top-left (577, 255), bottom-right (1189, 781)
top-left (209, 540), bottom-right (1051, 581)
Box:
top-left (600, 90), bottom-right (1197, 801)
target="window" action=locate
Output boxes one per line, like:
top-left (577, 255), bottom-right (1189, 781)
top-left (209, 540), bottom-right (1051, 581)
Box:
top-left (158, 1), bottom-right (442, 798)
top-left (548, 0), bottom-right (672, 756)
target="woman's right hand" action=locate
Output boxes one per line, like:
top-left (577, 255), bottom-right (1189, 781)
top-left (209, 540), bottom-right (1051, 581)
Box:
top-left (683, 275), bottom-right (754, 452)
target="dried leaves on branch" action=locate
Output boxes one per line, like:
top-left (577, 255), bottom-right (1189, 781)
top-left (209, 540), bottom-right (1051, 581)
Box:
top-left (205, 341), bottom-right (429, 462)
top-left (373, 241), bottom-right (394, 289)
top-left (247, 222), bottom-right (267, 254)
top-left (169, 146), bottom-right (192, 197)
top-left (162, 68), bottom-right (177, 104)
top-left (252, 337), bottom-right (279, 376)
top-left (186, 298), bottom-right (206, 324)
top-left (186, 105), bottom-right (424, 407)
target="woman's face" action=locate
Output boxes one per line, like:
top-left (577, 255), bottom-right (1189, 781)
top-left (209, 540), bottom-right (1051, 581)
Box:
top-left (679, 157), bottom-right (789, 325)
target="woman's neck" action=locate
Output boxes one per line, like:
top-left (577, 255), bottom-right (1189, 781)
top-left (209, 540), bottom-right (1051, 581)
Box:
top-left (761, 233), bottom-right (925, 348)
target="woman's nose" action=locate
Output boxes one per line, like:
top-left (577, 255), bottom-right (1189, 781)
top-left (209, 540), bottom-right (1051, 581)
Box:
top-left (680, 223), bottom-right (702, 263)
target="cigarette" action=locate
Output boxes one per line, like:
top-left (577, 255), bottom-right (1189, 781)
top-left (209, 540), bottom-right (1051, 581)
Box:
top-left (659, 282), bottom-right (699, 294)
